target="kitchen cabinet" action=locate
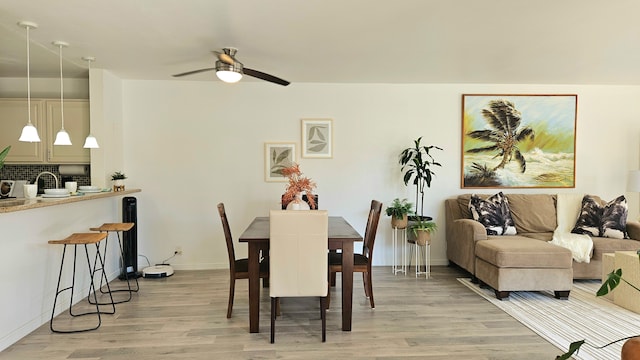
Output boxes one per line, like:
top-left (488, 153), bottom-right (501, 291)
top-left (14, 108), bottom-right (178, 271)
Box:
top-left (0, 99), bottom-right (44, 163)
top-left (0, 99), bottom-right (90, 164)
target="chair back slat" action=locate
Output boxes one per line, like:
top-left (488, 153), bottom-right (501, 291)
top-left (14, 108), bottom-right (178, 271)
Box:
top-left (362, 200), bottom-right (383, 259)
top-left (269, 210), bottom-right (329, 297)
top-left (217, 203), bottom-right (236, 272)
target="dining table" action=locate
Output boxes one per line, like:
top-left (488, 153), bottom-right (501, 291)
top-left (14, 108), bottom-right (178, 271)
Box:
top-left (238, 215), bottom-right (363, 333)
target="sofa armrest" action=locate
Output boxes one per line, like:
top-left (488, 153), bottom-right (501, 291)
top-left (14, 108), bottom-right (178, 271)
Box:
top-left (455, 219), bottom-right (489, 242)
top-left (627, 221), bottom-right (640, 241)
top-left (446, 218), bottom-right (488, 275)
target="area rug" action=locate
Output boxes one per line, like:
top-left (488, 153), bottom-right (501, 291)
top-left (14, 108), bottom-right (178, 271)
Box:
top-left (458, 278), bottom-right (640, 360)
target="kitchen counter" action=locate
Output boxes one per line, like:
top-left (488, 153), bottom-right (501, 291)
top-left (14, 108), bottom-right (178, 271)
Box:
top-left (0, 189), bottom-right (141, 213)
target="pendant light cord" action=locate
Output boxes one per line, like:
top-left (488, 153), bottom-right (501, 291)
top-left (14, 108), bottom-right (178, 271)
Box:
top-left (58, 45), bottom-right (65, 130)
top-left (26, 26), bottom-right (32, 125)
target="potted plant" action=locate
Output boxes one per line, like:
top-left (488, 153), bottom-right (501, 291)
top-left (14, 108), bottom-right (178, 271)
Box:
top-left (410, 216), bottom-right (438, 246)
top-left (281, 163), bottom-right (316, 210)
top-left (111, 171), bottom-right (127, 192)
top-left (385, 198), bottom-right (413, 229)
top-left (399, 137), bottom-right (442, 237)
top-left (556, 252), bottom-right (640, 359)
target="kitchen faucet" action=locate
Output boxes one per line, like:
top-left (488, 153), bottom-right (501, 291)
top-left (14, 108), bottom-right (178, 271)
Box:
top-left (35, 171), bottom-right (59, 189)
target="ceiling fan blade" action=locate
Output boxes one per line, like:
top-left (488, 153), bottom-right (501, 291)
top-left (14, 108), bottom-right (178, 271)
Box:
top-left (172, 67), bottom-right (217, 77)
top-left (243, 68), bottom-right (290, 86)
top-left (214, 51), bottom-right (235, 65)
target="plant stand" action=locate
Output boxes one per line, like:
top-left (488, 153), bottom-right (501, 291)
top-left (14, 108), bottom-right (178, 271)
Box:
top-left (391, 227), bottom-right (407, 275)
top-left (408, 239), bottom-right (430, 279)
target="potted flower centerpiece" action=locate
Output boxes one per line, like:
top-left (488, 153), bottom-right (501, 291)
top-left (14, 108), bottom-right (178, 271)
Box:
top-left (281, 163), bottom-right (317, 210)
top-left (385, 198), bottom-right (413, 229)
top-left (111, 171), bottom-right (127, 192)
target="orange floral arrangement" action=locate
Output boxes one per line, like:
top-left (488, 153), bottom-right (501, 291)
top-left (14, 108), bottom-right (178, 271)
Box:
top-left (281, 163), bottom-right (317, 209)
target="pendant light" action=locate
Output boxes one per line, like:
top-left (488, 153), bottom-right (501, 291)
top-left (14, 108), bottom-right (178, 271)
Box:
top-left (82, 56), bottom-right (99, 148)
top-left (53, 41), bottom-right (72, 146)
top-left (18, 21), bottom-right (41, 142)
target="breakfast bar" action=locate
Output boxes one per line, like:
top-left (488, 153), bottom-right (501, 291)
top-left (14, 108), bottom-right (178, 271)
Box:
top-left (0, 189), bottom-right (141, 350)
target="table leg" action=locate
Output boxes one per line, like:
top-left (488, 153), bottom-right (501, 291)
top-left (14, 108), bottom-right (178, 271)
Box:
top-left (341, 242), bottom-right (354, 331)
top-left (248, 242), bottom-right (261, 333)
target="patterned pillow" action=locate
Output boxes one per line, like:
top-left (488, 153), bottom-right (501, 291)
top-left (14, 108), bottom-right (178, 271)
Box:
top-left (468, 192), bottom-right (517, 235)
top-left (571, 195), bottom-right (629, 239)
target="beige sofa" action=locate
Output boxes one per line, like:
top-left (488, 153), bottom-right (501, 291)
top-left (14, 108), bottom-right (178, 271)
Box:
top-left (445, 194), bottom-right (640, 299)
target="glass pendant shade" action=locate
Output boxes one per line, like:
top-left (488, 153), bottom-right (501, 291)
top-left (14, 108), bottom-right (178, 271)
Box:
top-left (83, 134), bottom-right (99, 148)
top-left (54, 129), bottom-right (72, 145)
top-left (18, 21), bottom-right (41, 143)
top-left (19, 123), bottom-right (40, 142)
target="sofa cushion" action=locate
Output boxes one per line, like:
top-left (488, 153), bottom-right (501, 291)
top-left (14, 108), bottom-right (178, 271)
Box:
top-left (476, 238), bottom-right (573, 268)
top-left (469, 192), bottom-right (517, 235)
top-left (572, 195), bottom-right (629, 239)
top-left (506, 194), bottom-right (557, 233)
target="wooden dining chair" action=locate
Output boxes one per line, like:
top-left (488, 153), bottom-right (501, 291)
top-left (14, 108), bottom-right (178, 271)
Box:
top-left (328, 200), bottom-right (382, 309)
top-left (217, 203), bottom-right (269, 319)
top-left (269, 210), bottom-right (329, 343)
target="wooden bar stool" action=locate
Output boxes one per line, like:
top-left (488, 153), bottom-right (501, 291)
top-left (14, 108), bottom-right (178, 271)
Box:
top-left (90, 223), bottom-right (139, 303)
top-left (48, 232), bottom-right (115, 333)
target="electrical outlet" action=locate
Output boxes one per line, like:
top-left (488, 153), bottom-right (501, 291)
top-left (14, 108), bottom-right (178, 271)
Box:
top-left (175, 246), bottom-right (183, 255)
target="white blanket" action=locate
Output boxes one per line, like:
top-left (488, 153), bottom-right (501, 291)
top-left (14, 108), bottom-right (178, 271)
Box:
top-left (550, 193), bottom-right (593, 263)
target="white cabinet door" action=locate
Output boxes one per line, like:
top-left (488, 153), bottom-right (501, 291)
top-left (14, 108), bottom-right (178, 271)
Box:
top-left (0, 99), bottom-right (45, 163)
top-left (45, 100), bottom-right (90, 164)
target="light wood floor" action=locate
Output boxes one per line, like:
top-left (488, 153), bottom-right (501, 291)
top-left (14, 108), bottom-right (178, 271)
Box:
top-left (0, 266), bottom-right (563, 359)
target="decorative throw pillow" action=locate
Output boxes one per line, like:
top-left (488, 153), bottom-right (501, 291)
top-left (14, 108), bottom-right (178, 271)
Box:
top-left (571, 195), bottom-right (629, 239)
top-left (468, 192), bottom-right (517, 235)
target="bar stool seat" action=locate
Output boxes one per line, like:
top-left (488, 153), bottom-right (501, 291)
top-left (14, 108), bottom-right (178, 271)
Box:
top-left (90, 223), bottom-right (139, 303)
top-left (49, 232), bottom-right (115, 333)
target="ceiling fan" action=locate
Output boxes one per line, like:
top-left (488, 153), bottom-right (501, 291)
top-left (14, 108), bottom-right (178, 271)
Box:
top-left (172, 48), bottom-right (290, 86)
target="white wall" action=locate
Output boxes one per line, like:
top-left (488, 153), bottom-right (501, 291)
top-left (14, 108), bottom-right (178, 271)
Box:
top-left (120, 81), bottom-right (640, 270)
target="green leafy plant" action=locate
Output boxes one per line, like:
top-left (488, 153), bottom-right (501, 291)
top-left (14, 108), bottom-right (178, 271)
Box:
top-left (0, 146), bottom-right (11, 171)
top-left (385, 198), bottom-right (413, 220)
top-left (111, 171), bottom-right (127, 180)
top-left (410, 215), bottom-right (438, 237)
top-left (399, 137), bottom-right (442, 219)
top-left (556, 251), bottom-right (640, 359)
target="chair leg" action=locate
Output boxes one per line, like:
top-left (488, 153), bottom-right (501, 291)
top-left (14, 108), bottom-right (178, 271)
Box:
top-left (330, 272), bottom-right (336, 287)
top-left (366, 270), bottom-right (374, 309)
top-left (320, 296), bottom-right (327, 342)
top-left (270, 297), bottom-right (277, 344)
top-left (227, 276), bottom-right (235, 319)
top-left (326, 272), bottom-right (332, 309)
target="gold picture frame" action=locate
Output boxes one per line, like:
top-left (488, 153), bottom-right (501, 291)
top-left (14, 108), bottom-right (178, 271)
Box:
top-left (461, 94), bottom-right (577, 188)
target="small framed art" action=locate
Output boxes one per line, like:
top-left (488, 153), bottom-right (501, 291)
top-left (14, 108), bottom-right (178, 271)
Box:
top-left (301, 118), bottom-right (332, 158)
top-left (264, 142), bottom-right (296, 182)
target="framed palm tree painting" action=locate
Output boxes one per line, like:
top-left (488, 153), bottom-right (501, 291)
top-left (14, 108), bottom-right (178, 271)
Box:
top-left (461, 94), bottom-right (577, 188)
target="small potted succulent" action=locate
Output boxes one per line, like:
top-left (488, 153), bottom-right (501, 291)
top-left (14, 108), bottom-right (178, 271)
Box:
top-left (111, 171), bottom-right (127, 192)
top-left (385, 198), bottom-right (413, 229)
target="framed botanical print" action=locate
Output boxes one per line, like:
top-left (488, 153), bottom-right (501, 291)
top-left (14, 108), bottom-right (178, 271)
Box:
top-left (461, 94), bottom-right (577, 188)
top-left (264, 142), bottom-right (296, 182)
top-left (301, 118), bottom-right (333, 158)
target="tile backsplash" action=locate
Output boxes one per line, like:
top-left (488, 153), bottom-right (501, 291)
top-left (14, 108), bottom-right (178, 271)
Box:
top-left (0, 164), bottom-right (91, 189)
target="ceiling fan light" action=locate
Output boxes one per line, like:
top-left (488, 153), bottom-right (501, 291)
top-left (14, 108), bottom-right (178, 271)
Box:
top-left (216, 70), bottom-right (243, 83)
top-left (83, 134), bottom-right (99, 148)
top-left (19, 123), bottom-right (41, 142)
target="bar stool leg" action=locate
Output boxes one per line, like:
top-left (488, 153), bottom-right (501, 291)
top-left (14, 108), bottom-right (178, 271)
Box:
top-left (50, 244), bottom-right (103, 333)
top-left (115, 230), bottom-right (139, 294)
top-left (87, 239), bottom-right (117, 312)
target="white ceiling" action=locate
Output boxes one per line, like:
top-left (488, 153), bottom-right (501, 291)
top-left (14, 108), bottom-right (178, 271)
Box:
top-left (1, 0), bottom-right (640, 85)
